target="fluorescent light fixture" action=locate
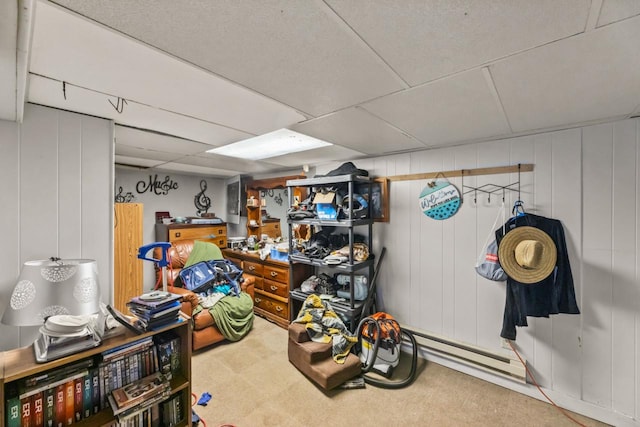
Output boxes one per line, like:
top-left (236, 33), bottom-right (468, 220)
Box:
top-left (207, 129), bottom-right (332, 160)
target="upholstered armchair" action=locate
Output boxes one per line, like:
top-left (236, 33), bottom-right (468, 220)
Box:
top-left (154, 239), bottom-right (255, 351)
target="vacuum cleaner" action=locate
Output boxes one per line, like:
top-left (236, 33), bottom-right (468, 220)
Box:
top-left (357, 312), bottom-right (418, 389)
top-left (353, 247), bottom-right (418, 388)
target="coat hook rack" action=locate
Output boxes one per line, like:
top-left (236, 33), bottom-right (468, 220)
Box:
top-left (382, 163), bottom-right (533, 204)
top-left (461, 163), bottom-right (524, 203)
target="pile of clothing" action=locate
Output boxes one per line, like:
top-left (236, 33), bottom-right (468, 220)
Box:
top-left (487, 212), bottom-right (581, 340)
top-left (291, 227), bottom-right (370, 265)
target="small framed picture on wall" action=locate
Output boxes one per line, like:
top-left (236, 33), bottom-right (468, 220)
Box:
top-left (357, 177), bottom-right (389, 222)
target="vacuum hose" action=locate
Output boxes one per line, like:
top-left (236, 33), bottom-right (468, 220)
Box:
top-left (356, 316), bottom-right (418, 389)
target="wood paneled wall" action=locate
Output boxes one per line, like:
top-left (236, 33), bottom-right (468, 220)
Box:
top-left (0, 104), bottom-right (113, 350)
top-left (318, 118), bottom-right (639, 425)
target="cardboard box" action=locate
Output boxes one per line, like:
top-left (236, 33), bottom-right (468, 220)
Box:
top-left (313, 192), bottom-right (338, 220)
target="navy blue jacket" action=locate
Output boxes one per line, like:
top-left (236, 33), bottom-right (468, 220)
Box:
top-left (496, 213), bottom-right (580, 340)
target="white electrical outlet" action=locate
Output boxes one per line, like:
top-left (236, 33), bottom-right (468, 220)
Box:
top-left (501, 338), bottom-right (512, 350)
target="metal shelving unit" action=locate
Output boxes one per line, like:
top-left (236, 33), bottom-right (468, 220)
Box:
top-left (286, 173), bottom-right (374, 330)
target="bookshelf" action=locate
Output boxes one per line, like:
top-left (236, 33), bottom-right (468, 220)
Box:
top-left (1, 320), bottom-right (191, 427)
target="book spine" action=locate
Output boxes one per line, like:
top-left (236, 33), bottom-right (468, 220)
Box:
top-left (174, 394), bottom-right (182, 424)
top-left (20, 392), bottom-right (32, 427)
top-left (155, 342), bottom-right (172, 379)
top-left (83, 372), bottom-right (92, 419)
top-left (44, 387), bottom-right (55, 427)
top-left (150, 404), bottom-right (160, 427)
top-left (74, 376), bottom-right (83, 422)
top-left (169, 337), bottom-right (180, 374)
top-left (64, 379), bottom-right (74, 426)
top-left (5, 383), bottom-right (21, 427)
top-left (90, 367), bottom-right (100, 414)
top-left (54, 384), bottom-right (65, 427)
top-left (32, 391), bottom-right (44, 427)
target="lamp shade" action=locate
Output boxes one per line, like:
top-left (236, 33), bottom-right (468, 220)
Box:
top-left (2, 259), bottom-right (101, 326)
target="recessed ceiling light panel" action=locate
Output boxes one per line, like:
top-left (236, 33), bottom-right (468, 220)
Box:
top-left (207, 129), bottom-right (332, 160)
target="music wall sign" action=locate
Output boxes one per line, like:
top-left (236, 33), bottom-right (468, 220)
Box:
top-left (136, 174), bottom-right (179, 196)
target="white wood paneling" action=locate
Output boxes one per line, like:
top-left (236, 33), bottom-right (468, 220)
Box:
top-left (451, 147), bottom-right (478, 343)
top-left (58, 111), bottom-right (83, 257)
top-left (415, 152), bottom-right (445, 333)
top-left (582, 123), bottom-right (614, 406)
top-left (21, 105), bottom-right (59, 259)
top-left (475, 141), bottom-right (510, 350)
top-left (610, 120), bottom-right (638, 416)
top-left (549, 128), bottom-right (583, 399)
top-left (366, 119), bottom-right (639, 425)
top-left (0, 119), bottom-right (21, 349)
top-left (80, 115), bottom-right (113, 303)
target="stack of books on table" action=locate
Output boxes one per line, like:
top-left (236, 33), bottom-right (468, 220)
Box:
top-left (107, 372), bottom-right (171, 419)
top-left (126, 292), bottom-right (183, 331)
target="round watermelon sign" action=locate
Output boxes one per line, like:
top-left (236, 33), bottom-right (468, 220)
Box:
top-left (418, 181), bottom-right (461, 220)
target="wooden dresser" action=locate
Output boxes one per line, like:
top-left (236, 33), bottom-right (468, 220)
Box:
top-left (155, 222), bottom-right (227, 248)
top-left (223, 249), bottom-right (312, 328)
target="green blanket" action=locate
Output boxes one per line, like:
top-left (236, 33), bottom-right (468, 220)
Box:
top-left (209, 293), bottom-right (254, 341)
top-left (184, 240), bottom-right (223, 267)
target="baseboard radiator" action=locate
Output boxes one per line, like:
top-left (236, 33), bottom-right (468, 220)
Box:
top-left (401, 325), bottom-right (527, 383)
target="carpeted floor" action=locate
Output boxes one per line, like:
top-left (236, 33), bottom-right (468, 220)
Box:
top-left (190, 316), bottom-right (608, 427)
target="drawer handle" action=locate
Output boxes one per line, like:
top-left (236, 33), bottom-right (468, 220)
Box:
top-left (175, 232), bottom-right (181, 237)
top-left (255, 297), bottom-right (262, 303)
top-left (249, 266), bottom-right (255, 271)
top-left (270, 285), bottom-right (278, 291)
top-left (270, 271), bottom-right (278, 277)
top-left (276, 306), bottom-right (283, 312)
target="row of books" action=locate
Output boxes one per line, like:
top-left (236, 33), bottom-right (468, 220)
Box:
top-left (5, 368), bottom-right (94, 427)
top-left (5, 334), bottom-right (181, 427)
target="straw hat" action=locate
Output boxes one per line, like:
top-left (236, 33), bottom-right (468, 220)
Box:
top-left (498, 226), bottom-right (557, 284)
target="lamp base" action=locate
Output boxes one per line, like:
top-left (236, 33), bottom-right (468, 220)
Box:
top-left (33, 328), bottom-right (101, 363)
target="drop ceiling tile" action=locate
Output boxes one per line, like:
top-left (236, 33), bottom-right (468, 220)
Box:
top-left (115, 125), bottom-right (212, 155)
top-left (114, 145), bottom-right (185, 162)
top-left (156, 162), bottom-right (242, 178)
top-left (32, 2), bottom-right (305, 134)
top-left (265, 145), bottom-right (366, 168)
top-left (28, 73), bottom-right (253, 145)
top-left (362, 68), bottom-right (510, 146)
top-left (597, 0), bottom-right (640, 26)
top-left (183, 153), bottom-right (279, 174)
top-left (114, 155), bottom-right (166, 168)
top-left (326, 0), bottom-right (590, 86)
top-left (292, 107), bottom-right (426, 155)
top-left (49, 0), bottom-right (404, 116)
top-left (490, 15), bottom-right (640, 132)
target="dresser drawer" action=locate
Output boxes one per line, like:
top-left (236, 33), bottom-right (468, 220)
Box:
top-left (169, 225), bottom-right (226, 242)
top-left (247, 275), bottom-right (264, 291)
top-left (263, 278), bottom-right (288, 299)
top-left (244, 260), bottom-right (263, 276)
top-left (263, 265), bottom-right (289, 284)
top-left (254, 292), bottom-right (288, 321)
